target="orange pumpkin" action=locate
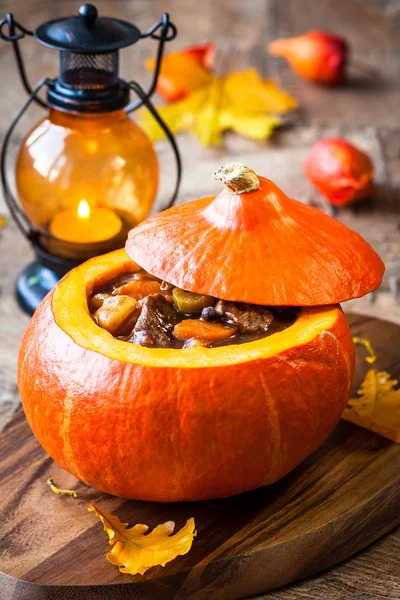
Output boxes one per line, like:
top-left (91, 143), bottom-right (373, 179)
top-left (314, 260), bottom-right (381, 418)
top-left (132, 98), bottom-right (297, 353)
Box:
top-left (18, 163), bottom-right (384, 502)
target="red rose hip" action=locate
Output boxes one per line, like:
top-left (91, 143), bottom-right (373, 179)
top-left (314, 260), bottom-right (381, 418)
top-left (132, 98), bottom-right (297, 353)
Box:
top-left (304, 138), bottom-right (374, 206)
top-left (268, 30), bottom-right (348, 85)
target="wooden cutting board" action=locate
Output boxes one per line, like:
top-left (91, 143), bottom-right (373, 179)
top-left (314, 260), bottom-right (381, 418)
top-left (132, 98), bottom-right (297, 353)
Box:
top-left (1, 314), bottom-right (399, 600)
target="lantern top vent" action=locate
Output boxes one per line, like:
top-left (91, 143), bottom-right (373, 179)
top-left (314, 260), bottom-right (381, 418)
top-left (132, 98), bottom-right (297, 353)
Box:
top-left (34, 4), bottom-right (141, 53)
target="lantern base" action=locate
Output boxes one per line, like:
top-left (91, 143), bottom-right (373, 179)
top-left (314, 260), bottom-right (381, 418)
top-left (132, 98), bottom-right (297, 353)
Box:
top-left (16, 244), bottom-right (84, 315)
top-left (16, 262), bottom-right (61, 316)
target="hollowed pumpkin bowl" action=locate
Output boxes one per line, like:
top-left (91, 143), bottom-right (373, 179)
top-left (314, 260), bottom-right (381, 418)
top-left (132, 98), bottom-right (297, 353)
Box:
top-left (18, 163), bottom-right (383, 502)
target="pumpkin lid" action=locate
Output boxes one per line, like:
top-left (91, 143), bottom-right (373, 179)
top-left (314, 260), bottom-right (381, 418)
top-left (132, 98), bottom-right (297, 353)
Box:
top-left (125, 163), bottom-right (384, 306)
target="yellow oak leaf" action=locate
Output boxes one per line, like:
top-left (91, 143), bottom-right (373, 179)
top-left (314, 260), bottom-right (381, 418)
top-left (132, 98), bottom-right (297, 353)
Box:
top-left (89, 504), bottom-right (196, 576)
top-left (139, 69), bottom-right (296, 146)
top-left (0, 215), bottom-right (6, 231)
top-left (342, 369), bottom-right (400, 443)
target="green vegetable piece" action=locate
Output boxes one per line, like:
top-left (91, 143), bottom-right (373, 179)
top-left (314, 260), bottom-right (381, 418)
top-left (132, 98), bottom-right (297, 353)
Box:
top-left (172, 288), bottom-right (215, 315)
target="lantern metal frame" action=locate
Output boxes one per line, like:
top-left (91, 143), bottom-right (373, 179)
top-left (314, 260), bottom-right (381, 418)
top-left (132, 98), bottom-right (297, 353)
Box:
top-left (0, 7), bottom-right (182, 314)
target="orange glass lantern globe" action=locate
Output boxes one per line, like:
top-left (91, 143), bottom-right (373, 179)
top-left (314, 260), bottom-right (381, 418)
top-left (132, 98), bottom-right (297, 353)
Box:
top-left (0, 4), bottom-right (180, 315)
top-left (16, 107), bottom-right (159, 244)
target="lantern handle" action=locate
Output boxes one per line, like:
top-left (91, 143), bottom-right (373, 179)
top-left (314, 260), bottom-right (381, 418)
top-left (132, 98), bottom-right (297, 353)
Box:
top-left (0, 14), bottom-right (47, 109)
top-left (128, 81), bottom-right (181, 210)
top-left (0, 77), bottom-right (50, 242)
top-left (125, 13), bottom-right (177, 114)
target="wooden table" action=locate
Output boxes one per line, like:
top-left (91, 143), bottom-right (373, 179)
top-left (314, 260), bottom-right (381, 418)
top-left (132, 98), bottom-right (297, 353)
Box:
top-left (0, 1), bottom-right (399, 598)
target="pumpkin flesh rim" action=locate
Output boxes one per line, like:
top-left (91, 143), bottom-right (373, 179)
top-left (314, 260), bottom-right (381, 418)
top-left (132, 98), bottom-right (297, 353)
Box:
top-left (52, 249), bottom-right (343, 368)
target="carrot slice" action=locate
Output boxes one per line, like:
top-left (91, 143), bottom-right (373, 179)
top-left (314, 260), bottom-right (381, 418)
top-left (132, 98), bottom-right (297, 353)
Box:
top-left (173, 320), bottom-right (237, 342)
top-left (112, 279), bottom-right (163, 300)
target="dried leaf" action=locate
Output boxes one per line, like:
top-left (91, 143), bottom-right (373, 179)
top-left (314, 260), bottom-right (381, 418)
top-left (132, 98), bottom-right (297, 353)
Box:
top-left (352, 336), bottom-right (377, 364)
top-left (47, 477), bottom-right (78, 498)
top-left (145, 52), bottom-right (212, 102)
top-left (139, 69), bottom-right (296, 146)
top-left (145, 43), bottom-right (215, 102)
top-left (342, 369), bottom-right (400, 443)
top-left (89, 504), bottom-right (196, 576)
top-left (223, 69), bottom-right (297, 114)
top-left (182, 42), bottom-right (215, 70)
top-left (0, 215), bottom-right (6, 232)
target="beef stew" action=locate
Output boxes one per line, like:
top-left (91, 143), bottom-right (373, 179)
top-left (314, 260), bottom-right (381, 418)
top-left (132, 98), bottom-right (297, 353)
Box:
top-left (90, 270), bottom-right (299, 349)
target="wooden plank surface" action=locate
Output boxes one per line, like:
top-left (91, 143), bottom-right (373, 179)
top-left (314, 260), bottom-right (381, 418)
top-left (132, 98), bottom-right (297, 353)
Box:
top-left (0, 0), bottom-right (399, 598)
top-left (0, 315), bottom-right (399, 600)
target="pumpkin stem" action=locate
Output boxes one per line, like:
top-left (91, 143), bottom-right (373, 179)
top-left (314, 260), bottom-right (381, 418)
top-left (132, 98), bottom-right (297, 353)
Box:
top-left (212, 163), bottom-right (260, 195)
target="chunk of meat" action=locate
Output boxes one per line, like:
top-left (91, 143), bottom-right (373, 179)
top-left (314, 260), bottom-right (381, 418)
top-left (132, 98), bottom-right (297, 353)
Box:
top-left (173, 319), bottom-right (237, 342)
top-left (271, 306), bottom-right (300, 321)
top-left (93, 296), bottom-right (137, 336)
top-left (130, 330), bottom-right (171, 348)
top-left (160, 280), bottom-right (174, 292)
top-left (215, 300), bottom-right (274, 334)
top-left (160, 281), bottom-right (175, 304)
top-left (131, 294), bottom-right (178, 347)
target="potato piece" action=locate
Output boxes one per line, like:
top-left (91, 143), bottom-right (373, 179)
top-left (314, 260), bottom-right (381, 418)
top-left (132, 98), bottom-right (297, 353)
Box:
top-left (90, 293), bottom-right (111, 312)
top-left (115, 307), bottom-right (141, 337)
top-left (173, 320), bottom-right (237, 342)
top-left (182, 337), bottom-right (211, 349)
top-left (94, 295), bottom-right (137, 336)
top-left (215, 300), bottom-right (274, 333)
top-left (112, 279), bottom-right (163, 300)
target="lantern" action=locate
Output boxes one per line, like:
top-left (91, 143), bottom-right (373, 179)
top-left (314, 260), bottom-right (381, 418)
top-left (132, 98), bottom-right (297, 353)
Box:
top-left (0, 4), bottom-right (181, 314)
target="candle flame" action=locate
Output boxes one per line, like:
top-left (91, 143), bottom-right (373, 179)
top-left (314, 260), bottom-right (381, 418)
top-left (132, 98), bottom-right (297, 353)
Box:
top-left (77, 200), bottom-right (90, 220)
